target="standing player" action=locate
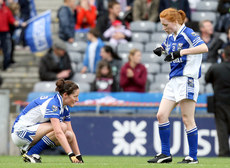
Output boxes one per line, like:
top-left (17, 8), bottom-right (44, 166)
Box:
top-left (11, 79), bottom-right (84, 163)
top-left (147, 8), bottom-right (208, 164)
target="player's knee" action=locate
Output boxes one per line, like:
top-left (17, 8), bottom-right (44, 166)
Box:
top-left (182, 115), bottom-right (194, 127)
top-left (60, 122), bottom-right (68, 133)
top-left (157, 112), bottom-right (167, 122)
top-left (65, 130), bottom-right (73, 143)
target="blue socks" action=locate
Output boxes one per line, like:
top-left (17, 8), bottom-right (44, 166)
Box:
top-left (187, 127), bottom-right (198, 160)
top-left (27, 136), bottom-right (56, 155)
top-left (159, 121), bottom-right (171, 156)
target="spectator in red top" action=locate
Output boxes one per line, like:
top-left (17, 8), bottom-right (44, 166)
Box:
top-left (75, 0), bottom-right (97, 31)
top-left (0, 0), bottom-right (19, 70)
top-left (120, 48), bottom-right (147, 92)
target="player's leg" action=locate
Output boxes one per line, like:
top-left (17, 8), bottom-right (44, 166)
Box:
top-left (178, 99), bottom-right (198, 164)
top-left (147, 98), bottom-right (177, 163)
top-left (22, 122), bottom-right (68, 163)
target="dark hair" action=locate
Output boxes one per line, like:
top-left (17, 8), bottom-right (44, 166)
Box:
top-left (224, 45), bottom-right (230, 60)
top-left (103, 45), bottom-right (121, 60)
top-left (96, 60), bottom-right (113, 78)
top-left (108, 0), bottom-right (119, 9)
top-left (88, 28), bottom-right (100, 38)
top-left (55, 79), bottom-right (79, 95)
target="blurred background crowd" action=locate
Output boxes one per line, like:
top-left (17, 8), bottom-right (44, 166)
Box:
top-left (0, 0), bottom-right (229, 109)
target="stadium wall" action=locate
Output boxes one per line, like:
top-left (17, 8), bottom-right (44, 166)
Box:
top-left (71, 115), bottom-right (226, 157)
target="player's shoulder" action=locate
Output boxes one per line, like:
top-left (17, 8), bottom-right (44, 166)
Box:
top-left (183, 26), bottom-right (199, 38)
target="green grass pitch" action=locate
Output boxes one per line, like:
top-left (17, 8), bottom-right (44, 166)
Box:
top-left (0, 155), bottom-right (230, 168)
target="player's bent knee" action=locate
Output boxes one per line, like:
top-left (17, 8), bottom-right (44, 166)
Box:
top-left (65, 130), bottom-right (73, 143)
top-left (60, 122), bottom-right (68, 133)
top-left (157, 112), bottom-right (167, 123)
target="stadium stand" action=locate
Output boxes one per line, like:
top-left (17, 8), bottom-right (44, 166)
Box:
top-left (131, 32), bottom-right (150, 43)
top-left (130, 21), bottom-right (156, 33)
top-left (1, 0), bottom-right (219, 115)
top-left (117, 42), bottom-right (144, 52)
top-left (196, 1), bottom-right (218, 11)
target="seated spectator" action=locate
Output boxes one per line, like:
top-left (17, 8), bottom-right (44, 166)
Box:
top-left (92, 60), bottom-right (117, 92)
top-left (199, 20), bottom-right (224, 63)
top-left (96, 0), bottom-right (131, 42)
top-left (57, 0), bottom-right (76, 43)
top-left (100, 45), bottom-right (122, 77)
top-left (81, 28), bottom-right (104, 73)
top-left (215, 0), bottom-right (230, 32)
top-left (132, 0), bottom-right (160, 22)
top-left (39, 41), bottom-right (73, 81)
top-left (120, 48), bottom-right (147, 92)
top-left (75, 0), bottom-right (97, 31)
top-left (103, 20), bottom-right (131, 46)
top-left (100, 45), bottom-right (122, 90)
top-left (222, 26), bottom-right (230, 49)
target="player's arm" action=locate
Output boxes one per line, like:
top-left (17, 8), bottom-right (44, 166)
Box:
top-left (50, 118), bottom-right (79, 163)
top-left (65, 121), bottom-right (84, 163)
top-left (180, 43), bottom-right (208, 56)
top-left (165, 43), bottom-right (208, 62)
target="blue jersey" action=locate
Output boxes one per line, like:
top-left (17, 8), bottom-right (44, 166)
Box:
top-left (12, 93), bottom-right (71, 133)
top-left (161, 24), bottom-right (204, 79)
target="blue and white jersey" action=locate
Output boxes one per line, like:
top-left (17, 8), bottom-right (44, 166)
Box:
top-left (161, 24), bottom-right (204, 79)
top-left (12, 93), bottom-right (71, 133)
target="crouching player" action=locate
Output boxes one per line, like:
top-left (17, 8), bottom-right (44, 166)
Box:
top-left (11, 79), bottom-right (83, 163)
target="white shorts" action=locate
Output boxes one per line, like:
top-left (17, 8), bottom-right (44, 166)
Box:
top-left (162, 76), bottom-right (199, 103)
top-left (11, 124), bottom-right (40, 151)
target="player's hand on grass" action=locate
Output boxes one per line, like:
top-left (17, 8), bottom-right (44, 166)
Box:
top-left (68, 152), bottom-right (82, 163)
top-left (164, 50), bottom-right (181, 62)
top-left (76, 154), bottom-right (84, 163)
top-left (153, 47), bottom-right (163, 56)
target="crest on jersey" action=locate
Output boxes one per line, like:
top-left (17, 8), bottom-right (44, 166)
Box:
top-left (188, 79), bottom-right (194, 87)
top-left (177, 43), bottom-right (183, 50)
top-left (52, 105), bottom-right (58, 112)
top-left (191, 32), bottom-right (197, 36)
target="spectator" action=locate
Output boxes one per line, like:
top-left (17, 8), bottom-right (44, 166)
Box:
top-left (188, 0), bottom-right (200, 12)
top-left (39, 40), bottom-right (73, 81)
top-left (96, 0), bottom-right (108, 17)
top-left (7, 0), bottom-right (20, 64)
top-left (103, 20), bottom-right (131, 46)
top-left (75, 0), bottom-right (97, 31)
top-left (18, 0), bottom-right (31, 21)
top-left (116, 0), bottom-right (133, 12)
top-left (222, 26), bottom-right (230, 49)
top-left (100, 45), bottom-right (122, 90)
top-left (199, 20), bottom-right (224, 63)
top-left (92, 60), bottom-right (117, 92)
top-left (215, 0), bottom-right (230, 32)
top-left (57, 0), bottom-right (76, 43)
top-left (96, 0), bottom-right (130, 42)
top-left (81, 28), bottom-right (104, 73)
top-left (0, 0), bottom-right (19, 70)
top-left (205, 45), bottom-right (230, 157)
top-left (120, 48), bottom-right (147, 92)
top-left (159, 0), bottom-right (191, 22)
top-left (132, 0), bottom-right (160, 22)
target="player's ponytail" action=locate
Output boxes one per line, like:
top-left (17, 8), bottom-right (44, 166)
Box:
top-left (178, 10), bottom-right (186, 25)
top-left (55, 79), bottom-right (79, 95)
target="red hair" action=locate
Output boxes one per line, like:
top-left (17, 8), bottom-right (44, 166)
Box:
top-left (160, 8), bottom-right (186, 25)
